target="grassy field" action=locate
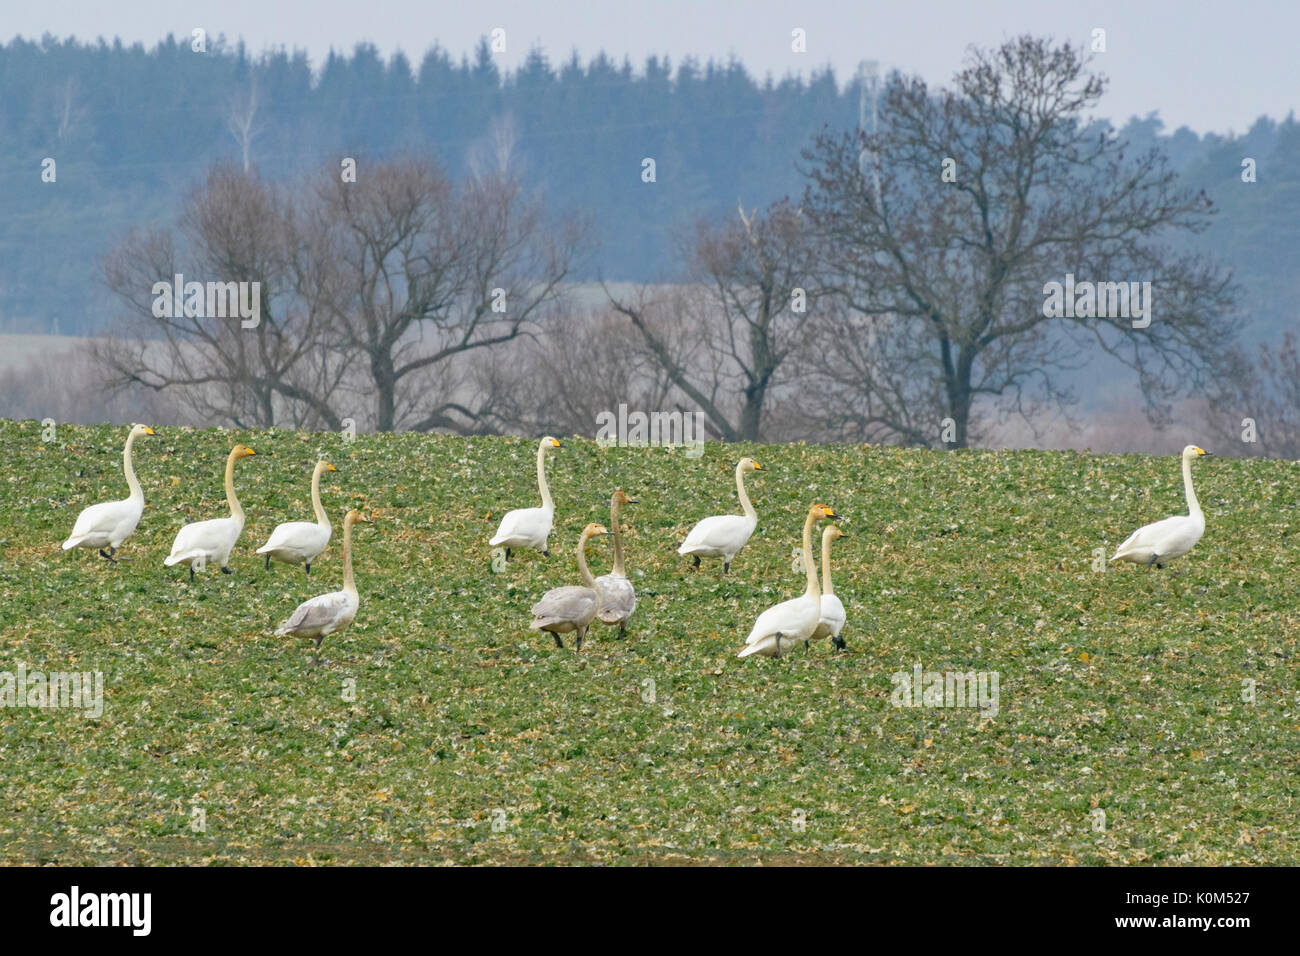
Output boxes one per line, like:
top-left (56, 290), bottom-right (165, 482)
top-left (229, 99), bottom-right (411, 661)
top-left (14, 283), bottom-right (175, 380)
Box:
top-left (0, 418), bottom-right (1296, 865)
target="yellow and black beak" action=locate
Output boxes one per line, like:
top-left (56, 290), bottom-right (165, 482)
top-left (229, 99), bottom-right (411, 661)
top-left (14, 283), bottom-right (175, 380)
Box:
top-left (143, 426), bottom-right (156, 435)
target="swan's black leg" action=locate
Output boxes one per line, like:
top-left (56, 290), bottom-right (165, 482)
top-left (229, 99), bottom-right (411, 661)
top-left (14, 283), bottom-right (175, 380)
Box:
top-left (804, 640), bottom-right (810, 650)
top-left (99, 547), bottom-right (117, 562)
top-left (552, 633), bottom-right (563, 649)
top-left (723, 561), bottom-right (731, 574)
top-left (618, 621), bottom-right (626, 639)
top-left (692, 555), bottom-right (700, 569)
top-left (1147, 553), bottom-right (1159, 568)
top-left (505, 548), bottom-right (511, 561)
top-left (189, 566), bottom-right (195, 582)
top-left (264, 554), bottom-right (270, 570)
top-left (576, 627), bottom-right (585, 652)
top-left (774, 632), bottom-right (784, 659)
top-left (304, 562), bottom-right (311, 575)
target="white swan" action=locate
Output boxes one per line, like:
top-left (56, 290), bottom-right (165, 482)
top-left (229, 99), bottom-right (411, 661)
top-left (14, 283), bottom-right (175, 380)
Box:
top-left (738, 503), bottom-right (839, 659)
top-left (1111, 445), bottom-right (1210, 569)
top-left (678, 457), bottom-right (762, 573)
top-left (275, 509), bottom-right (371, 661)
top-left (530, 522), bottom-right (609, 652)
top-left (810, 525), bottom-right (848, 650)
top-left (62, 423), bottom-right (155, 560)
top-left (595, 490), bottom-right (637, 638)
top-left (164, 444), bottom-right (257, 579)
top-left (256, 460), bottom-right (336, 574)
top-left (490, 436), bottom-right (562, 559)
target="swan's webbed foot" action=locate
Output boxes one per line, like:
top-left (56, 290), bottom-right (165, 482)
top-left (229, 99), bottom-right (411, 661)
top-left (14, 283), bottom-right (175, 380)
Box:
top-left (542, 549), bottom-right (551, 558)
top-left (831, 635), bottom-right (847, 651)
top-left (99, 547), bottom-right (117, 562)
top-left (221, 566), bottom-right (233, 575)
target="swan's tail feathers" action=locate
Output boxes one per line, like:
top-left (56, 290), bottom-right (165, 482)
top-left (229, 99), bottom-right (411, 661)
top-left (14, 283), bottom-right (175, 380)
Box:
top-left (61, 536), bottom-right (83, 550)
top-left (163, 551), bottom-right (195, 567)
top-left (676, 542), bottom-right (690, 555)
top-left (274, 624), bottom-right (292, 637)
top-left (736, 641), bottom-right (762, 659)
top-left (489, 533), bottom-right (508, 547)
top-left (255, 543), bottom-right (273, 554)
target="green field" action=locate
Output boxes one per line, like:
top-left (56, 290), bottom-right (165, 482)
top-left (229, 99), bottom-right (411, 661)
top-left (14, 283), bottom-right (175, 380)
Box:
top-left (1, 418), bottom-right (1296, 865)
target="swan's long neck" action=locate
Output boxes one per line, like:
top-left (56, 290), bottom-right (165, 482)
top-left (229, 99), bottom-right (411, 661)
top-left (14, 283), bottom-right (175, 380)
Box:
top-left (123, 431), bottom-right (143, 501)
top-left (311, 466), bottom-right (330, 530)
top-left (224, 450), bottom-right (244, 527)
top-left (820, 529), bottom-right (835, 597)
top-left (1182, 454), bottom-right (1202, 520)
top-left (576, 532), bottom-right (597, 588)
top-left (610, 497), bottom-right (626, 576)
top-left (341, 517), bottom-right (357, 596)
top-left (537, 442), bottom-right (554, 511)
top-left (802, 511), bottom-right (820, 599)
top-left (736, 464), bottom-right (755, 519)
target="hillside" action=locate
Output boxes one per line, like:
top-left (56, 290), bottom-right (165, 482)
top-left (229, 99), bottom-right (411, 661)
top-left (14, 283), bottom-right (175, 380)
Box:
top-left (0, 419), bottom-right (1296, 864)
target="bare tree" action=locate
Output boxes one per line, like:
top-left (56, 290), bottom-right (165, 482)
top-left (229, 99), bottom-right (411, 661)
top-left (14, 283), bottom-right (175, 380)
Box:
top-left (801, 36), bottom-right (1237, 448)
top-left (1204, 334), bottom-right (1300, 458)
top-left (297, 159), bottom-right (583, 432)
top-left (97, 159), bottom-right (583, 434)
top-left (225, 72), bottom-right (262, 173)
top-left (608, 197), bottom-right (820, 441)
top-left (97, 167), bottom-right (339, 430)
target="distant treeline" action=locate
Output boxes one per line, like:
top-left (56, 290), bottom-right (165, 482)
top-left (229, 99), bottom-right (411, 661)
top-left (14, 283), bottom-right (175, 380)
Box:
top-left (1, 33), bottom-right (1297, 340)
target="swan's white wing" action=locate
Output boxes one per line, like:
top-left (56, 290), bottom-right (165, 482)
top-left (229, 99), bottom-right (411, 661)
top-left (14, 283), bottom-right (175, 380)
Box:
top-left (817, 594), bottom-right (846, 638)
top-left (165, 517), bottom-right (238, 565)
top-left (491, 506), bottom-right (553, 548)
top-left (595, 574), bottom-right (636, 624)
top-left (258, 521), bottom-right (330, 559)
top-left (275, 590), bottom-right (355, 636)
top-left (1112, 514), bottom-right (1203, 561)
top-left (65, 498), bottom-right (139, 547)
top-left (678, 514), bottom-right (754, 556)
top-left (745, 595), bottom-right (819, 645)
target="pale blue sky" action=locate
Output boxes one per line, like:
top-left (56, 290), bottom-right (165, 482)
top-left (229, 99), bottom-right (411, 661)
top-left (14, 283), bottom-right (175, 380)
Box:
top-left (10, 0), bottom-right (1295, 135)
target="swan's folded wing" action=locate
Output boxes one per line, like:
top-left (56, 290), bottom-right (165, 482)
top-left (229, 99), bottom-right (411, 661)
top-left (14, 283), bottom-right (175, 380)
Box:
top-left (595, 575), bottom-right (636, 623)
top-left (491, 507), bottom-right (550, 546)
top-left (680, 514), bottom-right (749, 552)
top-left (1113, 515), bottom-right (1184, 557)
top-left (530, 585), bottom-right (598, 625)
top-left (278, 591), bottom-right (350, 634)
top-left (68, 500), bottom-right (125, 539)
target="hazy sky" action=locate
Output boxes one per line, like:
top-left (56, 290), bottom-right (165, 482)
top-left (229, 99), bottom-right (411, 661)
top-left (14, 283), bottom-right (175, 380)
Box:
top-left (11, 0), bottom-right (1296, 135)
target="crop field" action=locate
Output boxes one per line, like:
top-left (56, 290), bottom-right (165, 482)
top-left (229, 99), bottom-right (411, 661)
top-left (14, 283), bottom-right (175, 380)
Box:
top-left (0, 418), bottom-right (1296, 865)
